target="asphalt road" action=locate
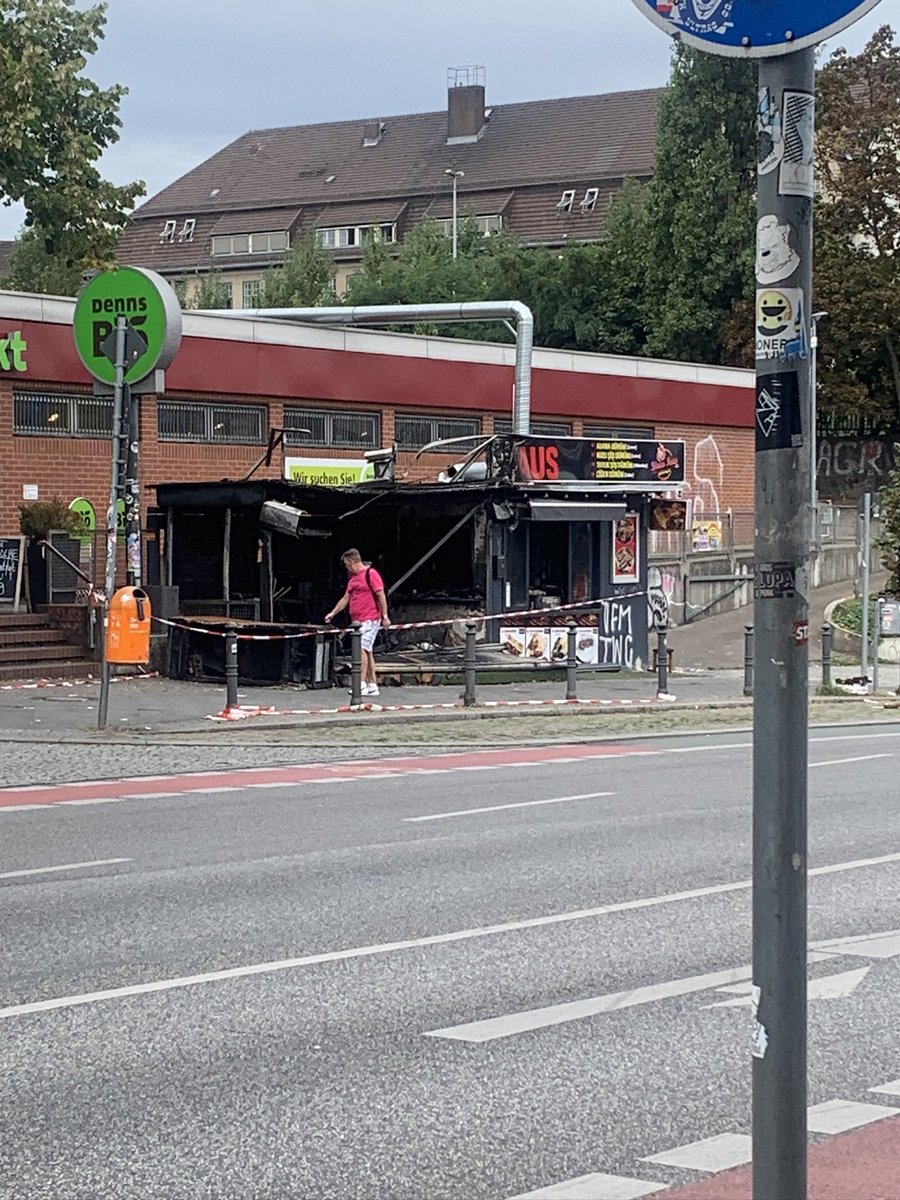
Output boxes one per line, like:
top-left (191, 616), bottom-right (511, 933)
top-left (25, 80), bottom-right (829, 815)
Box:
top-left (1, 726), bottom-right (898, 1200)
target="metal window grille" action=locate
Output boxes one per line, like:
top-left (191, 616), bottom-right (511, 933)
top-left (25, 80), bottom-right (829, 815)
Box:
top-left (395, 414), bottom-right (481, 450)
top-left (13, 391), bottom-right (113, 437)
top-left (494, 418), bottom-right (571, 437)
top-left (284, 407), bottom-right (381, 449)
top-left (583, 424), bottom-right (654, 439)
top-left (158, 401), bottom-right (265, 443)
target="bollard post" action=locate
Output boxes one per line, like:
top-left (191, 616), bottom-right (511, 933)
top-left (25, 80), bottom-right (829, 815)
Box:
top-left (656, 625), bottom-right (669, 697)
top-left (350, 622), bottom-right (362, 705)
top-left (743, 624), bottom-right (754, 697)
top-left (821, 623), bottom-right (832, 690)
top-left (464, 621), bottom-right (478, 707)
top-left (565, 619), bottom-right (578, 700)
top-left (225, 631), bottom-right (239, 709)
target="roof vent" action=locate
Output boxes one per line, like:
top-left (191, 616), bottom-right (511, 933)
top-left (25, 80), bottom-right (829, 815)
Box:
top-left (447, 65), bottom-right (487, 144)
top-left (363, 120), bottom-right (386, 147)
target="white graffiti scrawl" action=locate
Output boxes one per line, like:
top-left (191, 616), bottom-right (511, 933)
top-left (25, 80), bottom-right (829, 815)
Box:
top-left (598, 600), bottom-right (635, 668)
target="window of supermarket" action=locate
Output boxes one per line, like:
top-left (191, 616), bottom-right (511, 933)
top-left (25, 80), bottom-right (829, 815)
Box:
top-left (158, 401), bottom-right (266, 444)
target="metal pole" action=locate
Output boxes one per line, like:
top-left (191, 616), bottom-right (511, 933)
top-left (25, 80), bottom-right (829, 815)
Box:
top-left (225, 631), bottom-right (239, 709)
top-left (565, 619), bottom-right (578, 700)
top-left (98, 317), bottom-right (128, 732)
top-left (743, 624), bottom-right (754, 697)
top-left (873, 599), bottom-right (882, 695)
top-left (452, 173), bottom-right (458, 260)
top-left (463, 620), bottom-right (477, 706)
top-left (861, 492), bottom-right (871, 682)
top-left (124, 384), bottom-right (141, 587)
top-left (752, 49), bottom-right (813, 1200)
top-left (810, 312), bottom-right (827, 549)
top-left (821, 624), bottom-right (832, 689)
top-left (656, 625), bottom-right (669, 698)
top-left (350, 622), bottom-right (362, 705)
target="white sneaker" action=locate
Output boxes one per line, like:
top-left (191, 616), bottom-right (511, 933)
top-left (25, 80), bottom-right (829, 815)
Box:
top-left (367, 684), bottom-right (380, 697)
top-left (360, 682), bottom-right (373, 695)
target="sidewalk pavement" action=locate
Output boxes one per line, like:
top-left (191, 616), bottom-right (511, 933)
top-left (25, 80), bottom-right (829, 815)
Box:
top-left (0, 578), bottom-right (874, 739)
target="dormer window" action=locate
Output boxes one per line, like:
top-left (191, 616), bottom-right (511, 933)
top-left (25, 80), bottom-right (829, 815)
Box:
top-left (579, 188), bottom-right (599, 213)
top-left (178, 218), bottom-right (196, 242)
top-left (556, 190), bottom-right (575, 214)
top-left (160, 219), bottom-right (176, 244)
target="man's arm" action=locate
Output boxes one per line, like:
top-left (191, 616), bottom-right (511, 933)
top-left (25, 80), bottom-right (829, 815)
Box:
top-left (324, 592), bottom-right (350, 623)
top-left (374, 587), bottom-right (390, 625)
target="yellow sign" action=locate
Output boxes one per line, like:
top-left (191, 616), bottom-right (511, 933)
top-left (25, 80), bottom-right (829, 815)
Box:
top-left (284, 457), bottom-right (370, 486)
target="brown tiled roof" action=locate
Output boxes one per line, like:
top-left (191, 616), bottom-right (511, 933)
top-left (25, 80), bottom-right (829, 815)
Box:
top-left (423, 191), bottom-right (515, 221)
top-left (133, 88), bottom-right (660, 219)
top-left (313, 199), bottom-right (409, 227)
top-left (211, 207), bottom-right (302, 235)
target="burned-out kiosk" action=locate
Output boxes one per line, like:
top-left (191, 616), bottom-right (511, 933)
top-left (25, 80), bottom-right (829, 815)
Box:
top-left (153, 433), bottom-right (686, 684)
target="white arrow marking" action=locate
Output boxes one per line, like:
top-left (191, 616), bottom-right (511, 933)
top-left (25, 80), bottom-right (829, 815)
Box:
top-left (815, 929), bottom-right (900, 960)
top-left (706, 966), bottom-right (871, 1008)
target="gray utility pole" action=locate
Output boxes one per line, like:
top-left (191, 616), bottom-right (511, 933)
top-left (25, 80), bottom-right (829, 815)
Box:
top-left (98, 318), bottom-right (129, 731)
top-left (444, 169), bottom-right (464, 260)
top-left (860, 492), bottom-right (872, 679)
top-left (809, 312), bottom-right (828, 546)
top-left (124, 385), bottom-right (142, 587)
top-left (753, 49), bottom-right (814, 1200)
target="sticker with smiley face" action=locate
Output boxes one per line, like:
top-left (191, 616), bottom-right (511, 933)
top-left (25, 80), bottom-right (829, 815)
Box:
top-left (756, 287), bottom-right (808, 361)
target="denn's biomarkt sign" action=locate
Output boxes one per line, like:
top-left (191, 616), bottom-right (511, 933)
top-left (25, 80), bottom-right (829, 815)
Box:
top-left (632, 0), bottom-right (882, 57)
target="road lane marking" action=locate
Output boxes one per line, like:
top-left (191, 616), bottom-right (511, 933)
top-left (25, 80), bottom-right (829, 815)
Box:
top-left (2, 852), bottom-right (899, 1021)
top-left (816, 929), bottom-right (900, 959)
top-left (427, 964), bottom-right (755, 1041)
top-left (869, 1080), bottom-right (900, 1096)
top-left (810, 753), bottom-right (893, 768)
top-left (508, 1172), bottom-right (665, 1199)
top-left (0, 858), bottom-right (131, 880)
top-left (807, 1100), bottom-right (899, 1134)
top-left (640, 1133), bottom-right (752, 1172)
top-left (403, 792), bottom-right (615, 822)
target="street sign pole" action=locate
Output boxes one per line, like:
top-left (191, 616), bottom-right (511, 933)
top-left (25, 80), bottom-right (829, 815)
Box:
top-left (124, 384), bottom-right (142, 587)
top-left (752, 47), bottom-right (814, 1200)
top-left (98, 318), bottom-right (129, 731)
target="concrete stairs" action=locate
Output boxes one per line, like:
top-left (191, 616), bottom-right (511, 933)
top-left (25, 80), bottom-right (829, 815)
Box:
top-left (0, 612), bottom-right (95, 682)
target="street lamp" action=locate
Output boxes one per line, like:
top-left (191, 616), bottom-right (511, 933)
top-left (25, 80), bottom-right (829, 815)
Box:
top-left (810, 310), bottom-right (828, 546)
top-left (444, 169), bottom-right (465, 260)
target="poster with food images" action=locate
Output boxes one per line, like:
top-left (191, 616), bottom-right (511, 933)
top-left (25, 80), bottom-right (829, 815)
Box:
top-left (500, 628), bottom-right (527, 658)
top-left (574, 629), bottom-right (599, 665)
top-left (612, 516), bottom-right (639, 584)
top-left (523, 628), bottom-right (552, 661)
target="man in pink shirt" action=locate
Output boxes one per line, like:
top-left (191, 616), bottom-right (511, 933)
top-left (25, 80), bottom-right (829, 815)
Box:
top-left (324, 548), bottom-right (390, 696)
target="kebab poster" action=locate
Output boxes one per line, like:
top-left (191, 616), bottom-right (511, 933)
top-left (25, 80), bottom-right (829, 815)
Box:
top-left (612, 515), bottom-right (640, 584)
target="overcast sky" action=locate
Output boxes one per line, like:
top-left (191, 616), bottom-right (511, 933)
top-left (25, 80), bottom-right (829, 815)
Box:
top-left (1, 0), bottom-right (897, 240)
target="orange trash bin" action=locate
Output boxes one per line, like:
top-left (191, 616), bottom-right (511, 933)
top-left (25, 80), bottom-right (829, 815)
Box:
top-left (107, 586), bottom-right (152, 664)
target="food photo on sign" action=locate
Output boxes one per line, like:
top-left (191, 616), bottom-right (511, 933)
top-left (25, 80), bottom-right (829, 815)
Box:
top-left (612, 516), bottom-right (640, 584)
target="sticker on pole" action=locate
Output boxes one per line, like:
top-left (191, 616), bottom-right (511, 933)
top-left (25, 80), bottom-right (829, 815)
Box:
top-left (630, 0), bottom-right (883, 58)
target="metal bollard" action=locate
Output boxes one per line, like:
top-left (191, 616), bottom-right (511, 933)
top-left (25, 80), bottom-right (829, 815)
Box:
top-left (350, 622), bottom-right (363, 705)
top-left (565, 619), bottom-right (578, 700)
top-left (464, 621), bottom-right (478, 706)
top-left (743, 624), bottom-right (754, 697)
top-left (656, 625), bottom-right (669, 696)
top-left (225, 631), bottom-right (239, 709)
top-left (821, 623), bottom-right (832, 689)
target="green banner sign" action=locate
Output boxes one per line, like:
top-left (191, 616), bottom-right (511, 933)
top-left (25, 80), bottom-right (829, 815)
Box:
top-left (73, 266), bottom-right (182, 385)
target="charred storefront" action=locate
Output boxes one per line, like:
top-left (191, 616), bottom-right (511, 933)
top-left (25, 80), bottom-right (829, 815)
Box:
top-left (153, 434), bottom-right (686, 683)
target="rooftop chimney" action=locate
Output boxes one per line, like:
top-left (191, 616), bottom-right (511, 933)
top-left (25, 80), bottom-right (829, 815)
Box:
top-left (447, 65), bottom-right (487, 144)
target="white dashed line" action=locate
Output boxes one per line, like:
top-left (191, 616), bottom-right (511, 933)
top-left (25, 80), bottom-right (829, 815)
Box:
top-left (0, 858), bottom-right (131, 880)
top-left (508, 1171), bottom-right (665, 1199)
top-left (403, 792), bottom-right (615, 823)
top-left (806, 1100), bottom-right (899, 1134)
top-left (640, 1133), bottom-right (752, 1172)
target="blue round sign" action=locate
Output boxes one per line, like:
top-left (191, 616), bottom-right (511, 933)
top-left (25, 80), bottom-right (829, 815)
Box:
top-left (630, 0), bottom-right (882, 57)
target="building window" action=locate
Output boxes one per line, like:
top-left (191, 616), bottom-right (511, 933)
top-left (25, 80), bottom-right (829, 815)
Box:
top-left (395, 414), bottom-right (482, 450)
top-left (158, 401), bottom-right (266, 444)
top-left (583, 424), bottom-right (654, 439)
top-left (13, 391), bottom-right (113, 437)
top-left (241, 279), bottom-right (262, 308)
top-left (211, 231), bottom-right (289, 256)
top-left (316, 223), bottom-right (396, 249)
top-left (178, 218), bottom-right (196, 242)
top-left (494, 418), bottom-right (572, 437)
top-left (160, 219), bottom-right (177, 244)
top-left (438, 214), bottom-right (502, 237)
top-left (579, 188), bottom-right (599, 213)
top-left (556, 190), bottom-right (575, 213)
top-left (284, 407), bottom-right (381, 449)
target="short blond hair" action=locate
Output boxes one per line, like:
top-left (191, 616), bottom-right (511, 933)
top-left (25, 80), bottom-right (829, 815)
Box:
top-left (341, 548), bottom-right (362, 565)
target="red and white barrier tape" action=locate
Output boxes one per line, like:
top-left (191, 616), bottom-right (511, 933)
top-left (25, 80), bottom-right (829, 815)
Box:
top-left (155, 590), bottom-right (647, 643)
top-left (207, 691), bottom-right (678, 721)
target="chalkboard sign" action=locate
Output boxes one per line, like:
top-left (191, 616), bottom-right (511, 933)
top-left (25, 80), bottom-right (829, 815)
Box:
top-left (880, 600), bottom-right (900, 638)
top-left (0, 536), bottom-right (25, 612)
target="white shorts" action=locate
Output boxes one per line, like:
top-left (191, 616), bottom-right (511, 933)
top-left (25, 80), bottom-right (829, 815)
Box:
top-left (359, 619), bottom-right (381, 651)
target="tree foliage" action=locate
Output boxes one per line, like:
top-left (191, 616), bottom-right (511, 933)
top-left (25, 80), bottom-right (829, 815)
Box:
top-left (258, 229), bottom-right (336, 308)
top-left (2, 222), bottom-right (98, 295)
top-left (172, 270), bottom-right (233, 311)
top-left (0, 0), bottom-right (142, 274)
top-left (815, 25), bottom-right (900, 427)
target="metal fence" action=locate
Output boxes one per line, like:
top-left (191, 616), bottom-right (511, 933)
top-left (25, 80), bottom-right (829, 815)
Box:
top-left (649, 505), bottom-right (865, 560)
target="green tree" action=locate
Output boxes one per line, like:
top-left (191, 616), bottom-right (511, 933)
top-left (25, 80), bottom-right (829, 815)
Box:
top-left (815, 26), bottom-right (900, 426)
top-left (641, 45), bottom-right (756, 364)
top-left (258, 229), bottom-right (336, 308)
top-left (172, 271), bottom-right (233, 310)
top-left (2, 223), bottom-right (99, 295)
top-left (0, 1), bottom-right (143, 263)
top-left (877, 452), bottom-right (900, 592)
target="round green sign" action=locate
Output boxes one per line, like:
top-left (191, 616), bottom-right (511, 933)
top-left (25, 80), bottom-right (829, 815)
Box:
top-left (68, 497), bottom-right (96, 543)
top-left (73, 266), bottom-right (182, 385)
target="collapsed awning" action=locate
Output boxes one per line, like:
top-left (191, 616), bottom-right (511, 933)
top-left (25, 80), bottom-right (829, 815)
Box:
top-left (527, 500), bottom-right (627, 522)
